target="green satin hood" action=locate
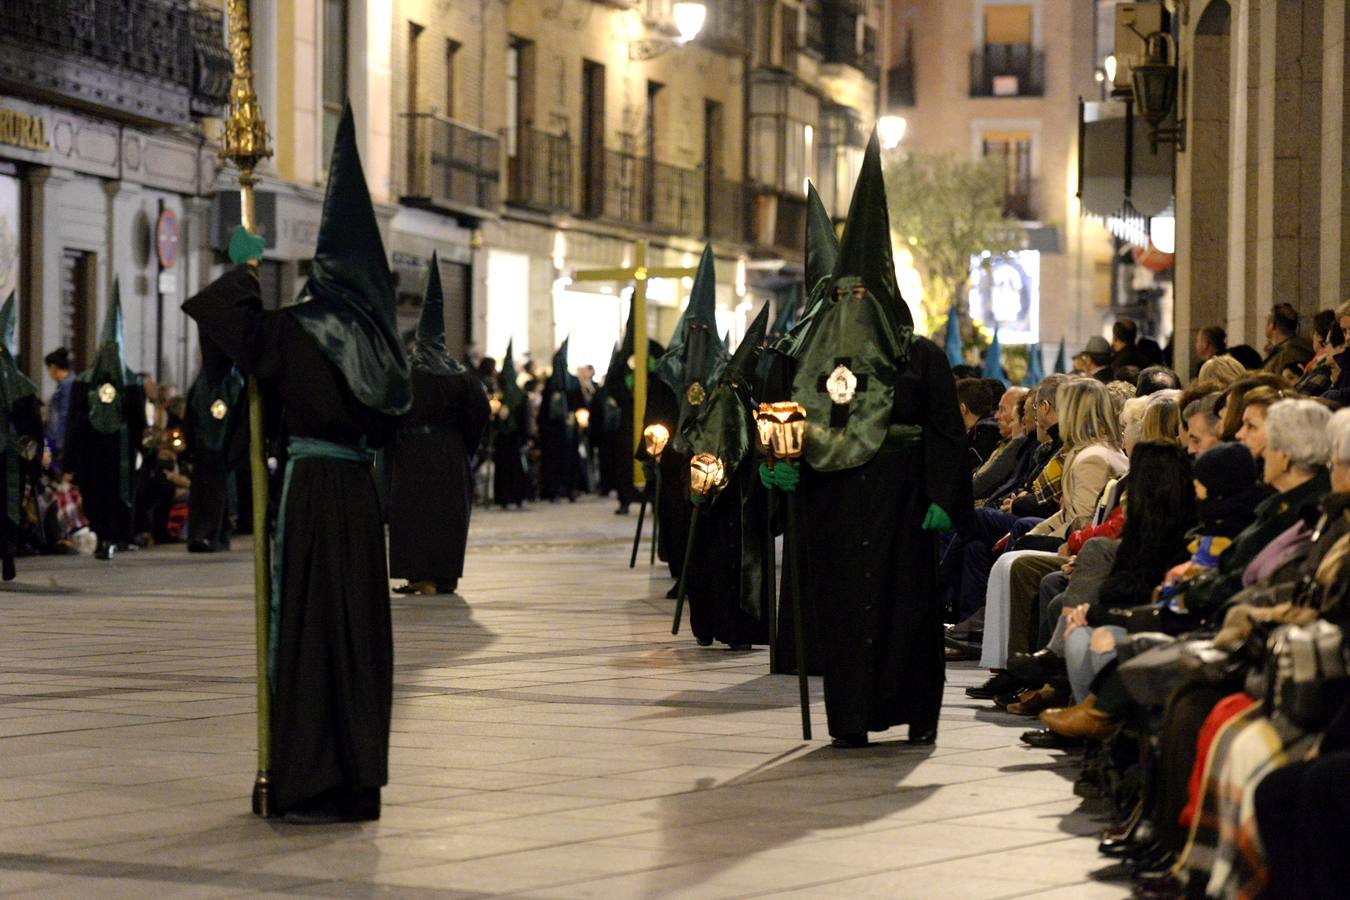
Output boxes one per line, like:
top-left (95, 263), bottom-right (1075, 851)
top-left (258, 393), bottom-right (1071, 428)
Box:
top-left (409, 252), bottom-right (464, 376)
top-left (685, 303), bottom-right (769, 480)
top-left (75, 280), bottom-right (140, 435)
top-left (0, 293), bottom-right (35, 415)
top-left (289, 102), bottom-right (411, 416)
top-left (654, 245), bottom-right (728, 441)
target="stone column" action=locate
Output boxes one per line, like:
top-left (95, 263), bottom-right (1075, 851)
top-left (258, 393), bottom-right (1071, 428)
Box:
top-left (1322, 0), bottom-right (1350, 308)
top-left (1225, 0), bottom-right (1261, 344)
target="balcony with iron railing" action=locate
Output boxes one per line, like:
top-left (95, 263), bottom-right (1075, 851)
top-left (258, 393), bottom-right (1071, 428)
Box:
top-left (506, 127), bottom-right (575, 214)
top-left (971, 43), bottom-right (1045, 98)
top-left (582, 149), bottom-right (748, 243)
top-left (403, 113), bottom-right (500, 217)
top-left (0, 0), bottom-right (230, 125)
top-left (1002, 178), bottom-right (1040, 221)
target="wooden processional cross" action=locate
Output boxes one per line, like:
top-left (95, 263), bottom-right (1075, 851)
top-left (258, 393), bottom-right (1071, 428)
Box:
top-left (571, 239), bottom-right (700, 485)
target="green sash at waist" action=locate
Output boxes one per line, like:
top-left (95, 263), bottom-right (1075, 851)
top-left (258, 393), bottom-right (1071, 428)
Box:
top-left (269, 437), bottom-right (375, 686)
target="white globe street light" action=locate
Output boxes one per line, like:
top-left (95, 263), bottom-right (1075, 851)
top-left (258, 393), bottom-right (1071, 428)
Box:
top-left (878, 115), bottom-right (907, 150)
top-left (673, 2), bottom-right (707, 44)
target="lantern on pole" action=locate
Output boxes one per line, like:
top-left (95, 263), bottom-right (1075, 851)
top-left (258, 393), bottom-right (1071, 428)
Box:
top-left (671, 452), bottom-right (727, 635)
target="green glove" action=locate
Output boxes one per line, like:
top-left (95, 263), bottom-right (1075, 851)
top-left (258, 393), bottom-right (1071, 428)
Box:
top-left (921, 503), bottom-right (952, 532)
top-left (689, 492), bottom-right (706, 506)
top-left (228, 225), bottom-right (265, 265)
top-left (774, 460), bottom-right (800, 493)
top-left (758, 462), bottom-right (775, 489)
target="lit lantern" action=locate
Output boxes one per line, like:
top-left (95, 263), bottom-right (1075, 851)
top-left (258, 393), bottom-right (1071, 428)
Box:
top-left (643, 423), bottom-right (670, 458)
top-left (689, 452), bottom-right (727, 496)
top-left (758, 401), bottom-right (807, 460)
top-left (164, 427), bottom-right (187, 453)
top-left (754, 404), bottom-right (776, 455)
top-left (489, 394), bottom-right (504, 419)
top-left (575, 407), bottom-right (590, 430)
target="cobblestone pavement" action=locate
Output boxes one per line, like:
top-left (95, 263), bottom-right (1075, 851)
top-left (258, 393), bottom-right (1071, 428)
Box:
top-left (0, 497), bottom-right (1125, 898)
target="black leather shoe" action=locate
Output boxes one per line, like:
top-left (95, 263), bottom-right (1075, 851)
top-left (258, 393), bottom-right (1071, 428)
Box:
top-left (831, 732), bottom-right (869, 748)
top-left (907, 726), bottom-right (937, 745)
top-left (725, 643), bottom-right (752, 651)
top-left (1019, 728), bottom-right (1083, 750)
top-left (665, 585), bottom-right (679, 599)
top-left (966, 672), bottom-right (1020, 699)
top-left (188, 539), bottom-right (219, 553)
top-left (1007, 649), bottom-right (1068, 684)
top-left (94, 541), bottom-right (114, 561)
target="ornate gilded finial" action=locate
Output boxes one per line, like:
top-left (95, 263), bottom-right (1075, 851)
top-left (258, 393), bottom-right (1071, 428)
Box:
top-left (222, 0), bottom-right (273, 181)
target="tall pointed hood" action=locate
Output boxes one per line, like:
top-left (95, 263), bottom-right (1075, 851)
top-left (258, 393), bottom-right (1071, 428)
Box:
top-left (944, 305), bottom-right (964, 367)
top-left (1023, 342), bottom-right (1045, 386)
top-left (725, 303), bottom-right (771, 393)
top-left (548, 337), bottom-right (570, 394)
top-left (288, 102), bottom-right (410, 415)
top-left (805, 182), bottom-right (838, 296)
top-left (775, 182), bottom-right (840, 358)
top-left (409, 253), bottom-right (463, 376)
top-left (0, 292), bottom-right (36, 412)
top-left (654, 244), bottom-right (729, 423)
top-left (78, 279), bottom-right (137, 390)
top-left (498, 340), bottom-right (523, 407)
top-left (833, 129), bottom-right (911, 331)
top-left (982, 326), bottom-right (1004, 382)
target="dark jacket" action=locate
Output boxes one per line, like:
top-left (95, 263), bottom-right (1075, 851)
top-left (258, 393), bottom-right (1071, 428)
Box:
top-left (1262, 334), bottom-right (1315, 376)
top-left (967, 415), bottom-right (1001, 466)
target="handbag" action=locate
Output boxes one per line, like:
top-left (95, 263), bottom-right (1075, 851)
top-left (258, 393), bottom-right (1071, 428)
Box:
top-left (1263, 620), bottom-right (1350, 730)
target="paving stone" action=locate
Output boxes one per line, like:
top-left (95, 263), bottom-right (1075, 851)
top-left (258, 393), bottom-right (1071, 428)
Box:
top-left (0, 497), bottom-right (1121, 896)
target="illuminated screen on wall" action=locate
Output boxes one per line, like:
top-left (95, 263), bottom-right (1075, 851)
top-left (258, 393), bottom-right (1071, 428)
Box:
top-left (968, 250), bottom-right (1040, 344)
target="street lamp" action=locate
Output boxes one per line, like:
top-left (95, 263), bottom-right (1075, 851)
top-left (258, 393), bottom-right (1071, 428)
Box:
top-left (629, 2), bottom-right (707, 60)
top-left (1129, 32), bottom-right (1183, 152)
top-left (877, 115), bottom-right (907, 150)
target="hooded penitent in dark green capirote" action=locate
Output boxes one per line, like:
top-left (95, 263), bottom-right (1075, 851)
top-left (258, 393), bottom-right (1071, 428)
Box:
top-left (600, 300), bottom-right (663, 509)
top-left (760, 182), bottom-right (839, 405)
top-left (654, 244), bottom-right (728, 448)
top-left (64, 280), bottom-right (148, 551)
top-left (785, 129), bottom-right (974, 744)
top-left (408, 252), bottom-right (466, 377)
top-left (491, 340), bottom-right (531, 507)
top-left (181, 99), bottom-right (410, 821)
top-left (185, 324), bottom-right (246, 552)
top-left (0, 293), bottom-right (40, 547)
top-left (539, 336), bottom-right (582, 500)
top-left (288, 105), bottom-right (411, 417)
top-left (680, 303), bottom-right (773, 645)
top-left (388, 254), bottom-right (491, 589)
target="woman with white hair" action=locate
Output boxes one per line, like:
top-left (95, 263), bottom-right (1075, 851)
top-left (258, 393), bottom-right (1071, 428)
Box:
top-left (979, 379), bottom-right (1129, 670)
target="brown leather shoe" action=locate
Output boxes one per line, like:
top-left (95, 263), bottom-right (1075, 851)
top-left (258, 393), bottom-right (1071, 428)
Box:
top-left (1039, 695), bottom-right (1116, 740)
top-left (1006, 685), bottom-right (1066, 716)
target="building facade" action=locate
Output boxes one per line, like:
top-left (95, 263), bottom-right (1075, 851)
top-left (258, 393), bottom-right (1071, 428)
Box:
top-left (0, 0), bottom-right (231, 387)
top-left (880, 0), bottom-right (1115, 357)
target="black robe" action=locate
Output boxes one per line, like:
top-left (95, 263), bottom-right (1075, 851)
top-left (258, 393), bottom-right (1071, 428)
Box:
top-left (388, 369), bottom-right (490, 583)
top-left (1, 395), bottom-right (41, 570)
top-left (538, 381), bottom-right (582, 500)
top-left (799, 337), bottom-right (972, 737)
top-left (641, 379), bottom-right (689, 579)
top-left (184, 266), bottom-right (397, 815)
top-left (685, 457), bottom-right (770, 647)
top-left (491, 404), bottom-right (530, 507)
top-left (64, 383), bottom-right (147, 546)
top-left (185, 347), bottom-right (247, 550)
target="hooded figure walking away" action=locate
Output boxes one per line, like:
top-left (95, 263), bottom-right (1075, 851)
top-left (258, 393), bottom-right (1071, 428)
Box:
top-left (601, 304), bottom-right (664, 515)
top-left (538, 338), bottom-right (582, 501)
top-left (388, 255), bottom-right (490, 596)
top-left (761, 184), bottom-right (838, 676)
top-left (491, 341), bottom-right (531, 508)
top-left (184, 327), bottom-right (246, 553)
top-left (183, 103), bottom-right (411, 822)
top-left (0, 294), bottom-right (41, 580)
top-left (649, 246), bottom-right (728, 586)
top-left (788, 134), bottom-right (973, 747)
top-left (64, 282), bottom-right (148, 561)
top-left (682, 303), bottom-right (773, 649)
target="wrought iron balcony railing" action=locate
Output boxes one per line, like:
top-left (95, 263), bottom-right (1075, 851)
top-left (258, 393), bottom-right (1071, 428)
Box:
top-left (0, 0), bottom-right (228, 124)
top-left (506, 127), bottom-right (575, 214)
top-left (970, 44), bottom-right (1045, 98)
top-left (403, 113), bottom-right (500, 216)
top-left (577, 148), bottom-right (746, 242)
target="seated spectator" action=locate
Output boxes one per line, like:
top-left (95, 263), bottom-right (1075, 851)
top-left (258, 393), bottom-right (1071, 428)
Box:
top-left (1136, 364), bottom-right (1181, 397)
top-left (1262, 302), bottom-right (1315, 375)
top-left (1216, 373), bottom-right (1288, 441)
top-left (1296, 308), bottom-right (1346, 396)
top-left (1198, 353), bottom-right (1248, 387)
top-left (1084, 336), bottom-right (1115, 382)
top-left (972, 386), bottom-right (1028, 501)
top-left (1193, 325), bottom-right (1228, 376)
top-left (1236, 386), bottom-right (1297, 465)
top-left (1111, 318), bottom-right (1151, 372)
top-left (956, 377), bottom-right (1001, 464)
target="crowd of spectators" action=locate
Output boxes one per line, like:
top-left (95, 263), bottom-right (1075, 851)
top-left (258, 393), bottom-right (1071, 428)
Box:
top-left (22, 347), bottom-right (198, 557)
top-left (942, 302), bottom-right (1350, 898)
